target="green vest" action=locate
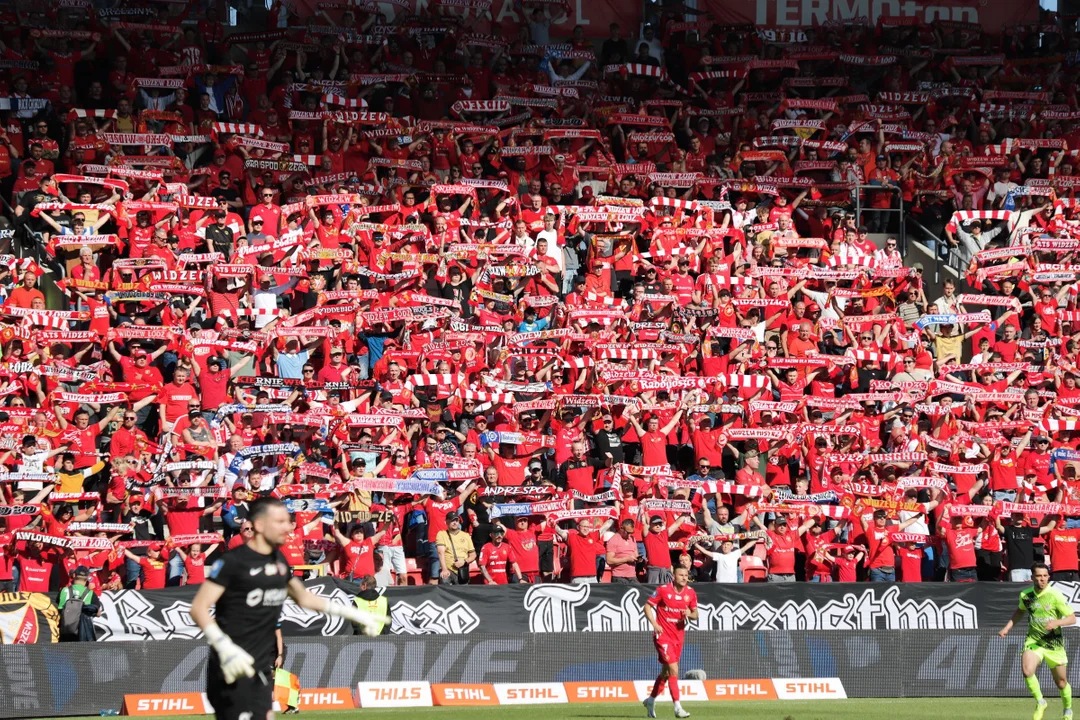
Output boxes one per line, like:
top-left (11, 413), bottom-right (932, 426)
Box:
top-left (353, 595), bottom-right (389, 634)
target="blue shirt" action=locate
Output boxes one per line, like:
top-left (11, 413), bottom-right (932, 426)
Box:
top-left (517, 317), bottom-right (550, 333)
top-left (276, 349), bottom-right (308, 379)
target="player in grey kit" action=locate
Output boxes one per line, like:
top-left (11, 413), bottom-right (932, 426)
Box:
top-left (190, 498), bottom-right (384, 720)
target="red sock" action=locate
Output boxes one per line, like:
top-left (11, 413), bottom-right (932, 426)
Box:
top-left (651, 677), bottom-right (666, 698)
top-left (667, 677), bottom-right (681, 701)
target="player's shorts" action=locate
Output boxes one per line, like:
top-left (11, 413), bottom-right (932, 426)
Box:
top-left (207, 657), bottom-right (274, 720)
top-left (653, 634), bottom-right (683, 666)
top-left (1024, 643), bottom-right (1069, 669)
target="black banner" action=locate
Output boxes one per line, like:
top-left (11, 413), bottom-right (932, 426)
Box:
top-left (3, 630), bottom-right (1079, 718)
top-left (87, 579), bottom-right (1064, 641)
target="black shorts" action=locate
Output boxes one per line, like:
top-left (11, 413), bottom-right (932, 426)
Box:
top-left (538, 539), bottom-right (554, 574)
top-left (207, 656), bottom-right (273, 720)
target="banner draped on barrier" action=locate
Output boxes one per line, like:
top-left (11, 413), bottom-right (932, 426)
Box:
top-left (81, 579), bottom-right (1080, 640)
top-left (0, 593), bottom-right (59, 644)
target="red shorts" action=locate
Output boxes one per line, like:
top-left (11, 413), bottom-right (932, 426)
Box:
top-left (653, 633), bottom-right (683, 665)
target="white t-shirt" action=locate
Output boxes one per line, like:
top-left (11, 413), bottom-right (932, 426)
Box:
top-left (704, 549), bottom-right (742, 583)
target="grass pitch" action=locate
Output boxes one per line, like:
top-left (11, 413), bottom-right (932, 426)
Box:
top-left (39, 697), bottom-right (1053, 720)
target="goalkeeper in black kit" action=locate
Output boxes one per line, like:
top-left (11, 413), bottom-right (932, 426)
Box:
top-left (190, 498), bottom-right (385, 720)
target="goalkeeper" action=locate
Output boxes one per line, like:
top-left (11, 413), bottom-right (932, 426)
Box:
top-left (1000, 563), bottom-right (1077, 720)
top-left (191, 498), bottom-right (387, 720)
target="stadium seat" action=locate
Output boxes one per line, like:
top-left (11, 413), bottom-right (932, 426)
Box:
top-left (405, 557), bottom-right (424, 586)
top-left (741, 556), bottom-right (767, 583)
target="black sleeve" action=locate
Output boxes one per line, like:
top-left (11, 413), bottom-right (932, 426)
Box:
top-left (206, 550), bottom-right (239, 588)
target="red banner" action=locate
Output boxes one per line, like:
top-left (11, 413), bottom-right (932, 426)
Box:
top-left (704, 0), bottom-right (1037, 33)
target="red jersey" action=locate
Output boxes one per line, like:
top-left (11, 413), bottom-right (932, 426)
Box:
top-left (17, 549), bottom-right (58, 591)
top-left (504, 526), bottom-right (539, 574)
top-left (646, 582), bottom-right (698, 639)
top-left (765, 529), bottom-right (801, 575)
top-left (479, 541), bottom-right (517, 584)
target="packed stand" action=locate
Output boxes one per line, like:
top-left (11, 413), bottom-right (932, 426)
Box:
top-left (0, 1), bottom-right (1079, 593)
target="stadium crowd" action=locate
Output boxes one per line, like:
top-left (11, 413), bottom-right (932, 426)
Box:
top-left (0, 0), bottom-right (1077, 597)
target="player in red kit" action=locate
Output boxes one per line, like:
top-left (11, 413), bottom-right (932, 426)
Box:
top-left (643, 565), bottom-right (697, 718)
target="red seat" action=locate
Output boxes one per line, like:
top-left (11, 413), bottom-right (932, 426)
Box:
top-left (405, 557), bottom-right (425, 586)
top-left (740, 555), bottom-right (767, 583)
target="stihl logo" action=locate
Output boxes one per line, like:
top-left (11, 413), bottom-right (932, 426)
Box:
top-left (714, 682), bottom-right (771, 696)
top-left (373, 687), bottom-right (423, 701)
top-left (299, 692), bottom-right (344, 706)
top-left (576, 686), bottom-right (630, 699)
top-left (136, 699), bottom-right (195, 711)
top-left (785, 682), bottom-right (836, 694)
top-left (442, 688), bottom-right (493, 701)
top-left (507, 688), bottom-right (559, 699)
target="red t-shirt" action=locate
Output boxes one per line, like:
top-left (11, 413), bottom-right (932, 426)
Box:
top-left (898, 546), bottom-right (923, 582)
top-left (640, 431), bottom-right (668, 468)
top-left (1048, 528), bottom-right (1080, 572)
top-left (140, 555), bottom-right (168, 589)
top-left (17, 550), bottom-right (57, 591)
top-left (491, 454), bottom-right (528, 487)
top-left (766, 529), bottom-right (801, 575)
top-left (424, 497), bottom-right (462, 539)
top-left (197, 369), bottom-right (230, 411)
top-left (184, 552), bottom-right (207, 584)
top-left (944, 527), bottom-right (978, 570)
top-left (342, 538), bottom-right (377, 578)
top-left (165, 499), bottom-right (202, 536)
top-left (159, 381), bottom-right (199, 424)
top-left (565, 531), bottom-right (604, 578)
top-left (479, 541), bottom-right (517, 584)
top-left (864, 525), bottom-right (896, 569)
top-left (644, 530), bottom-right (671, 568)
top-left (504, 527), bottom-right (539, 574)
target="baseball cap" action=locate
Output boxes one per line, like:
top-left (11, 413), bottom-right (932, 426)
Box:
top-left (491, 525), bottom-right (506, 535)
top-left (446, 511), bottom-right (462, 522)
top-left (649, 515), bottom-right (664, 526)
top-left (73, 565), bottom-right (90, 579)
top-left (149, 542), bottom-right (164, 552)
top-left (132, 348), bottom-right (148, 358)
top-left (129, 494), bottom-right (144, 505)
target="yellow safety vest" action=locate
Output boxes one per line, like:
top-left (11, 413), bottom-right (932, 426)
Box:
top-left (353, 594), bottom-right (389, 635)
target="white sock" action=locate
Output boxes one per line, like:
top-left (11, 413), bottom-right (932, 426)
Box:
top-left (673, 701), bottom-right (683, 710)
